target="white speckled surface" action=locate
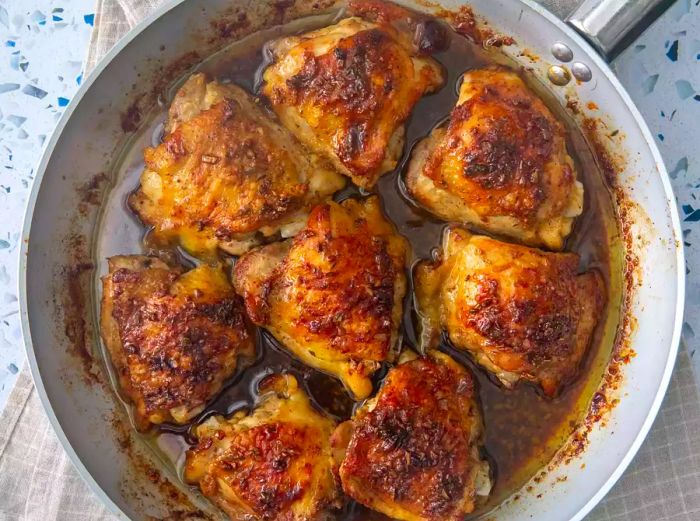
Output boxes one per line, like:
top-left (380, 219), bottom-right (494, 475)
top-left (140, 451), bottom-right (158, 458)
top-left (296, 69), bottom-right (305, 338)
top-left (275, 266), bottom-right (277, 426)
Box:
top-left (0, 0), bottom-right (94, 410)
top-left (0, 0), bottom-right (697, 415)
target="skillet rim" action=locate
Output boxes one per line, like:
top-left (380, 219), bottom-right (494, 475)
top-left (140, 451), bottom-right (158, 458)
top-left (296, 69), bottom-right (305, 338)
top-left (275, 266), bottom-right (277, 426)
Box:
top-left (17, 1), bottom-right (685, 520)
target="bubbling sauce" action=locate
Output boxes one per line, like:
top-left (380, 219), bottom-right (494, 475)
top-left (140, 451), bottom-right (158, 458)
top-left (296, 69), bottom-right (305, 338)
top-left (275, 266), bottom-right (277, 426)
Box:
top-left (99, 8), bottom-right (622, 520)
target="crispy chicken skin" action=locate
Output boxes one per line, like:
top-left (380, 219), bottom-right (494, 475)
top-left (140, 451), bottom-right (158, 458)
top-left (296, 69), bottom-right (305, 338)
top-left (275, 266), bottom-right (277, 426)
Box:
top-left (405, 66), bottom-right (583, 250)
top-left (414, 227), bottom-right (605, 396)
top-left (261, 0), bottom-right (445, 189)
top-left (233, 196), bottom-right (409, 399)
top-left (129, 73), bottom-right (344, 257)
top-left (184, 374), bottom-right (341, 521)
top-left (100, 256), bottom-right (254, 431)
top-left (331, 350), bottom-right (491, 521)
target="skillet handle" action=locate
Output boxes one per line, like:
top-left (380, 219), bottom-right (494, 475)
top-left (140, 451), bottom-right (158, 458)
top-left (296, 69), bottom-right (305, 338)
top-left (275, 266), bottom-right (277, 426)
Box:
top-left (566, 0), bottom-right (674, 60)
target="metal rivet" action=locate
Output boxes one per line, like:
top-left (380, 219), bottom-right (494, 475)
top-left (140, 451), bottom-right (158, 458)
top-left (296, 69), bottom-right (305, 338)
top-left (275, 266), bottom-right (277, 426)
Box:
top-left (571, 62), bottom-right (593, 82)
top-left (547, 65), bottom-right (571, 86)
top-left (551, 42), bottom-right (573, 62)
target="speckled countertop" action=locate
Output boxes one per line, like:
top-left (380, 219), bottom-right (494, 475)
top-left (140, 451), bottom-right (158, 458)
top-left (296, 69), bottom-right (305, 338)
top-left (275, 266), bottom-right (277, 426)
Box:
top-left (0, 0), bottom-right (698, 415)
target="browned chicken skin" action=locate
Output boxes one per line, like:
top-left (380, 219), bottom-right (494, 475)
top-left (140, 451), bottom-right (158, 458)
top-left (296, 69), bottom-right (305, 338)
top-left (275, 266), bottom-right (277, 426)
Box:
top-left (261, 0), bottom-right (445, 189)
top-left (129, 73), bottom-right (344, 257)
top-left (405, 66), bottom-right (583, 250)
top-left (100, 256), bottom-right (255, 431)
top-left (233, 196), bottom-right (409, 399)
top-left (414, 227), bottom-right (605, 396)
top-left (184, 374), bottom-right (341, 521)
top-left (331, 350), bottom-right (491, 521)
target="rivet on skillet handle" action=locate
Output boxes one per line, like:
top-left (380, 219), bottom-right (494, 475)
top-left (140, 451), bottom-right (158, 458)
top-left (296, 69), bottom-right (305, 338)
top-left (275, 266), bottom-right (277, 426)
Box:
top-left (566, 0), bottom-right (674, 61)
top-left (550, 42), bottom-right (574, 62)
top-left (547, 65), bottom-right (572, 86)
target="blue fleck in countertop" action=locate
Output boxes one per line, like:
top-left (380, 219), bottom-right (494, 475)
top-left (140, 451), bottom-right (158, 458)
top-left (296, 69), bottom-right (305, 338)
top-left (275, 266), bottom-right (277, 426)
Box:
top-left (0, 0), bottom-right (699, 413)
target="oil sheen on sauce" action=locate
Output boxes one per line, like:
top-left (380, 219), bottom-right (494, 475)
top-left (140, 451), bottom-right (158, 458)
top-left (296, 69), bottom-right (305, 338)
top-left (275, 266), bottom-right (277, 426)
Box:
top-left (101, 9), bottom-right (623, 520)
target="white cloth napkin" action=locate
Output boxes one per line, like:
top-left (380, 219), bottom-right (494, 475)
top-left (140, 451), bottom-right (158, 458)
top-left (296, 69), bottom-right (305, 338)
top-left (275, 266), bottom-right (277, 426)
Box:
top-left (1, 1), bottom-right (699, 520)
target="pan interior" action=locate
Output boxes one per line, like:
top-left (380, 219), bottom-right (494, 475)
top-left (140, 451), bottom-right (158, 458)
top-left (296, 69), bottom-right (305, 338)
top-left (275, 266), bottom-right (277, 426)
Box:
top-left (92, 6), bottom-right (623, 519)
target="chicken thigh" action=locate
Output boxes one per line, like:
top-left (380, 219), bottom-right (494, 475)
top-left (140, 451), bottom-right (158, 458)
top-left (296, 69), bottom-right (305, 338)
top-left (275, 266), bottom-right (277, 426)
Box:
top-left (414, 227), bottom-right (605, 396)
top-left (233, 196), bottom-right (409, 399)
top-left (185, 374), bottom-right (341, 521)
top-left (100, 256), bottom-right (254, 430)
top-left (405, 66), bottom-right (583, 250)
top-left (261, 0), bottom-right (445, 189)
top-left (129, 73), bottom-right (344, 257)
top-left (331, 350), bottom-right (491, 521)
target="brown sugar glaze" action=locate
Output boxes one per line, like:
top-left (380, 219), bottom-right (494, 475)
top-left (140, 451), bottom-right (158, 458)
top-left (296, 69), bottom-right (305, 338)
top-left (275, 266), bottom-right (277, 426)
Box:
top-left (117, 9), bottom-right (623, 519)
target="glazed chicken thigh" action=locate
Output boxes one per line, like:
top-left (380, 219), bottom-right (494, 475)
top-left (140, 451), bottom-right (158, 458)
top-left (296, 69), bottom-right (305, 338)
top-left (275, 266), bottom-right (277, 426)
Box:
top-left (185, 374), bottom-right (341, 521)
top-left (100, 256), bottom-right (254, 430)
top-left (233, 196), bottom-right (409, 399)
top-left (129, 73), bottom-right (344, 257)
top-left (405, 66), bottom-right (583, 250)
top-left (414, 227), bottom-right (605, 396)
top-left (261, 1), bottom-right (445, 189)
top-left (331, 350), bottom-right (491, 521)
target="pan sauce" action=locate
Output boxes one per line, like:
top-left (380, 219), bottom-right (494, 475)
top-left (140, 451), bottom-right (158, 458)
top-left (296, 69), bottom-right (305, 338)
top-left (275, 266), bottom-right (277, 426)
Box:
top-left (95, 8), bottom-right (623, 519)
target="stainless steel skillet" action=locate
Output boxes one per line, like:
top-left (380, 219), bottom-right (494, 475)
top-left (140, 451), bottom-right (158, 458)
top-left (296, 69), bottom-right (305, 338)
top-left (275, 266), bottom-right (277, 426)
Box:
top-left (19, 0), bottom-right (684, 520)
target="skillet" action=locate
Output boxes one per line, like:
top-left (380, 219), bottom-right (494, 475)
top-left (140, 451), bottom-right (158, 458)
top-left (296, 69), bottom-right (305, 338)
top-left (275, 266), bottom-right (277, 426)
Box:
top-left (19, 0), bottom-right (685, 519)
